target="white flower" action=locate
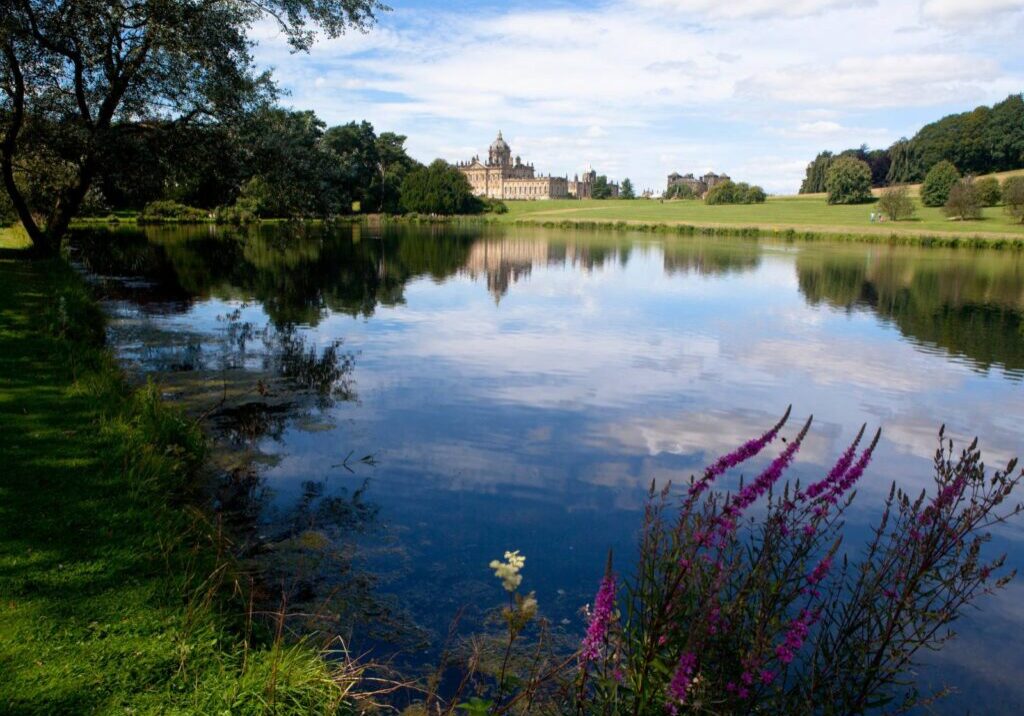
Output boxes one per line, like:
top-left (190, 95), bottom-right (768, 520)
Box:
top-left (489, 550), bottom-right (526, 592)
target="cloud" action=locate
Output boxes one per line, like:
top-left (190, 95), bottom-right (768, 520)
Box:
top-left (921, 0), bottom-right (1024, 24)
top-left (631, 0), bottom-right (876, 20)
top-left (739, 53), bottom-right (1000, 108)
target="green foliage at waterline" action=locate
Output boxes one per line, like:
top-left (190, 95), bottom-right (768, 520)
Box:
top-left (0, 257), bottom-right (359, 714)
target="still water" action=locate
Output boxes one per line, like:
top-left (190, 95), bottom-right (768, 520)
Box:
top-left (71, 223), bottom-right (1024, 712)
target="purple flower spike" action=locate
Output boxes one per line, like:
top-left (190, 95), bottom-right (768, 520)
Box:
top-left (688, 406), bottom-right (792, 500)
top-left (581, 564), bottom-right (617, 664)
top-left (712, 416), bottom-right (813, 538)
top-left (666, 651), bottom-right (698, 713)
top-left (804, 425), bottom-right (865, 500)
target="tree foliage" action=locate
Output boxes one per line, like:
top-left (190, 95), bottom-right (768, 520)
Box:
top-left (943, 178), bottom-right (982, 220)
top-left (592, 175), bottom-right (613, 200)
top-left (705, 180), bottom-right (767, 205)
top-left (876, 185), bottom-right (915, 221)
top-left (975, 176), bottom-right (1002, 207)
top-left (1002, 176), bottom-right (1024, 224)
top-left (664, 183), bottom-right (696, 200)
top-left (0, 0), bottom-right (385, 254)
top-left (921, 161), bottom-right (961, 207)
top-left (824, 157), bottom-right (872, 205)
top-left (399, 160), bottom-right (482, 215)
top-left (620, 178), bottom-right (635, 200)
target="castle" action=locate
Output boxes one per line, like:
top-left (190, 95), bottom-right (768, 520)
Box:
top-left (457, 131), bottom-right (617, 200)
top-left (667, 171), bottom-right (731, 198)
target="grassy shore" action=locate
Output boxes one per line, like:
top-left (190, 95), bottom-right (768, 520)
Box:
top-left (495, 192), bottom-right (1024, 247)
top-left (0, 254), bottom-right (353, 714)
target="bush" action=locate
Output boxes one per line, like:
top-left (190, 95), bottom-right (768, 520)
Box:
top-left (139, 200), bottom-right (209, 224)
top-left (1003, 176), bottom-right (1024, 224)
top-left (876, 185), bottom-right (916, 221)
top-left (482, 198), bottom-right (509, 214)
top-left (825, 156), bottom-right (872, 204)
top-left (975, 176), bottom-right (1002, 206)
top-left (665, 183), bottom-right (696, 200)
top-left (943, 178), bottom-right (982, 220)
top-left (399, 160), bottom-right (483, 215)
top-left (214, 196), bottom-right (260, 225)
top-left (921, 161), bottom-right (960, 207)
top-left (705, 181), bottom-right (767, 205)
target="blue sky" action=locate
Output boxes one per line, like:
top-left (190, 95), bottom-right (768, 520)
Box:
top-left (251, 0), bottom-right (1024, 194)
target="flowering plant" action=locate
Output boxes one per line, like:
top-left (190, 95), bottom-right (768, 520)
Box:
top-left (576, 413), bottom-right (1022, 714)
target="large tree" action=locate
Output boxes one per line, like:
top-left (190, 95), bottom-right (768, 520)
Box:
top-left (1, 0), bottom-right (384, 254)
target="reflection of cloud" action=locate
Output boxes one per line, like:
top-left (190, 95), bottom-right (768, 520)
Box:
top-left (590, 409), bottom-right (832, 465)
top-left (744, 338), bottom-right (962, 393)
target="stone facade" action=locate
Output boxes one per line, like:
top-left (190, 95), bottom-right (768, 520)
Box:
top-left (457, 132), bottom-right (614, 200)
top-left (667, 171), bottom-right (731, 198)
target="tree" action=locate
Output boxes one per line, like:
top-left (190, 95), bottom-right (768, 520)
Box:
top-left (664, 183), bottom-right (695, 200)
top-left (876, 185), bottom-right (916, 221)
top-left (374, 132), bottom-right (419, 214)
top-left (1, 0), bottom-right (384, 255)
top-left (399, 160), bottom-right (482, 215)
top-left (825, 156), bottom-right (872, 204)
top-left (705, 180), bottom-right (738, 204)
top-left (975, 176), bottom-right (1001, 207)
top-left (743, 184), bottom-right (767, 203)
top-left (921, 161), bottom-right (961, 207)
top-left (1003, 176), bottom-right (1024, 224)
top-left (799, 151), bottom-right (834, 194)
top-left (592, 175), bottom-right (612, 199)
top-left (620, 178), bottom-right (635, 199)
top-left (943, 178), bottom-right (982, 220)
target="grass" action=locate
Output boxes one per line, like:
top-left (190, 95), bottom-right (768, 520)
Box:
top-left (495, 192), bottom-right (1024, 246)
top-left (0, 255), bottom-right (358, 714)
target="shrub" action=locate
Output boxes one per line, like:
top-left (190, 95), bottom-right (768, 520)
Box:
top-left (876, 185), bottom-right (916, 221)
top-left (975, 176), bottom-right (1002, 206)
top-left (943, 178), bottom-right (982, 220)
top-left (825, 156), bottom-right (872, 204)
top-left (665, 183), bottom-right (696, 200)
top-left (482, 198), bottom-right (509, 214)
top-left (399, 160), bottom-right (483, 215)
top-left (139, 200), bottom-right (209, 224)
top-left (1002, 176), bottom-right (1024, 223)
top-left (705, 181), bottom-right (764, 205)
top-left (742, 184), bottom-right (767, 203)
top-left (921, 161), bottom-right (961, 207)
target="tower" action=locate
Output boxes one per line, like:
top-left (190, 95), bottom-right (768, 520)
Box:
top-left (488, 131), bottom-right (512, 167)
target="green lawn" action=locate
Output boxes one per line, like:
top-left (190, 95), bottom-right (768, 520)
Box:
top-left (0, 257), bottom-right (351, 714)
top-left (497, 194), bottom-right (1024, 241)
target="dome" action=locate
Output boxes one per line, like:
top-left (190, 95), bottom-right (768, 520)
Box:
top-left (489, 131), bottom-right (509, 153)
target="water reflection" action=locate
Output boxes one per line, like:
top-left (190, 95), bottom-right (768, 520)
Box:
top-left (69, 223), bottom-right (1024, 712)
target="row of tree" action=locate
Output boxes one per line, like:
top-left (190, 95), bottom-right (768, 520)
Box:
top-left (800, 94), bottom-right (1024, 193)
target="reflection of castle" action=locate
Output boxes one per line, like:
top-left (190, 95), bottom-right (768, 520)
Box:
top-left (461, 238), bottom-right (625, 302)
top-left (457, 131), bottom-right (618, 200)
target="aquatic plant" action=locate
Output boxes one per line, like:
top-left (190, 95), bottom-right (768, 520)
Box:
top-left (573, 415), bottom-right (1022, 715)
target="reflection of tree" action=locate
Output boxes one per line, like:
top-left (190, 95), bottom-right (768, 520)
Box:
top-left (797, 250), bottom-right (1024, 374)
top-left (662, 239), bottom-right (761, 276)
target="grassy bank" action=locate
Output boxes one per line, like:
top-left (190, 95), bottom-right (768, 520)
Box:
top-left (495, 193), bottom-right (1024, 247)
top-left (0, 256), bottom-right (353, 714)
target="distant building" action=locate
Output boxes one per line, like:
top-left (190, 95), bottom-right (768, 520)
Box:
top-left (667, 171), bottom-right (731, 198)
top-left (457, 131), bottom-right (616, 200)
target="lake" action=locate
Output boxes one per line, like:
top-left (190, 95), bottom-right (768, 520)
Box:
top-left (70, 222), bottom-right (1024, 712)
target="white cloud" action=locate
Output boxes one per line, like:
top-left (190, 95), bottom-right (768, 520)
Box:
top-left (740, 53), bottom-right (1000, 108)
top-left (632, 0), bottom-right (875, 20)
top-left (921, 0), bottom-right (1024, 24)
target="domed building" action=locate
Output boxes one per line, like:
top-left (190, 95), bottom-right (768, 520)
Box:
top-left (457, 131), bottom-right (577, 200)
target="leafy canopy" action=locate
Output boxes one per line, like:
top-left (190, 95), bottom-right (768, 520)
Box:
top-left (921, 161), bottom-right (961, 207)
top-left (824, 156), bottom-right (873, 205)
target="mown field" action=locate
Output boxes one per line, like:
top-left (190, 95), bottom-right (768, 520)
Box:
top-left (497, 186), bottom-right (1024, 241)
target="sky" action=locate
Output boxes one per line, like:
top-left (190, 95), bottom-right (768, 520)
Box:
top-left (251, 0), bottom-right (1024, 194)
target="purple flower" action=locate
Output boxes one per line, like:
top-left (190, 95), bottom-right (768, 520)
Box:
top-left (688, 407), bottom-right (792, 500)
top-left (775, 609), bottom-right (818, 665)
top-left (806, 556), bottom-right (832, 586)
top-left (580, 572), bottom-right (616, 663)
top-left (803, 425), bottom-right (865, 500)
top-left (711, 416), bottom-right (813, 539)
top-left (666, 651), bottom-right (698, 713)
